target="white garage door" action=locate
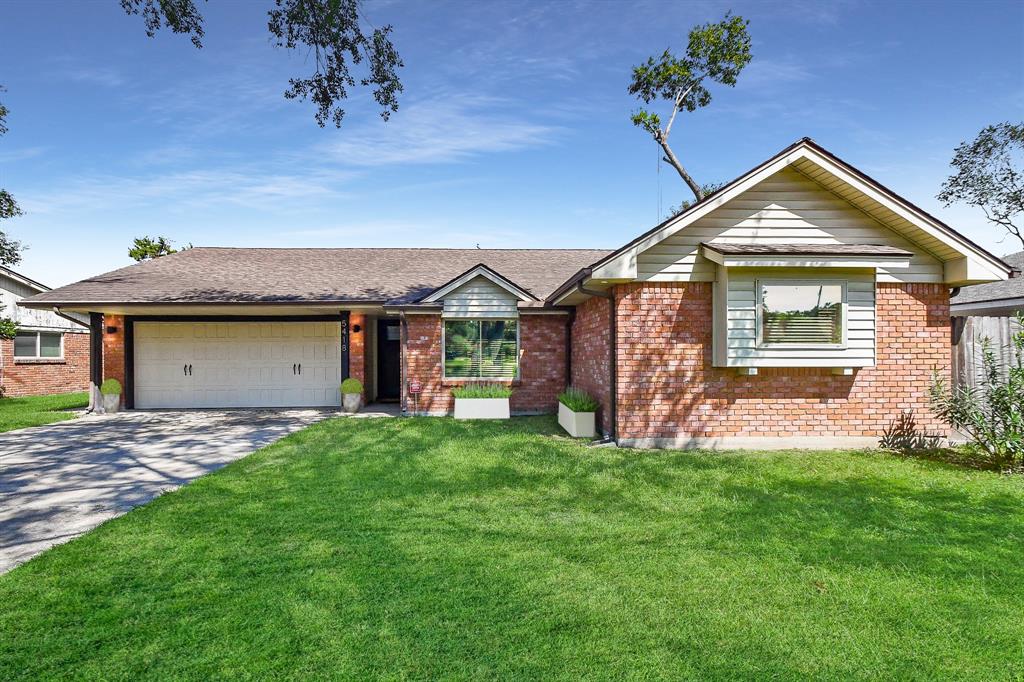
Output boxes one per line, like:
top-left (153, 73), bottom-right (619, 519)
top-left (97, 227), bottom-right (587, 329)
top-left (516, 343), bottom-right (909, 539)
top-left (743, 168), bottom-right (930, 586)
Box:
top-left (134, 321), bottom-right (342, 408)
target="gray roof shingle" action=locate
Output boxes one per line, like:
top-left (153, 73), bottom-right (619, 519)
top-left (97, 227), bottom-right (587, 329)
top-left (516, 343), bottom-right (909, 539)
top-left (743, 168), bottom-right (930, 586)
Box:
top-left (22, 247), bottom-right (611, 307)
top-left (951, 251), bottom-right (1024, 305)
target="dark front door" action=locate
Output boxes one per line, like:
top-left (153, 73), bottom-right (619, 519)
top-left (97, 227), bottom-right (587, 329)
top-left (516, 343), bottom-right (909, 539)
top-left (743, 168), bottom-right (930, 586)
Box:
top-left (377, 319), bottom-right (401, 401)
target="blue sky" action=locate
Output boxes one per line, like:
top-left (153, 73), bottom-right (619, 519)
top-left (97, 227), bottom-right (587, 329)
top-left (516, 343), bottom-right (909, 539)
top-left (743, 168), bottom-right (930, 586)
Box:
top-left (1, 0), bottom-right (1022, 286)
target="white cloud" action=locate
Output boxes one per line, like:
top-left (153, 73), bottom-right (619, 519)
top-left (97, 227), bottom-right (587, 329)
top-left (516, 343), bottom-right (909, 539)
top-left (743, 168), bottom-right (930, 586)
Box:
top-left (61, 66), bottom-right (126, 88)
top-left (323, 94), bottom-right (563, 166)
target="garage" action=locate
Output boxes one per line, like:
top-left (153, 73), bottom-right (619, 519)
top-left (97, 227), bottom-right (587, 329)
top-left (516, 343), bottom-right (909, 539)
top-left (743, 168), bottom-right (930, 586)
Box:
top-left (133, 321), bottom-right (342, 408)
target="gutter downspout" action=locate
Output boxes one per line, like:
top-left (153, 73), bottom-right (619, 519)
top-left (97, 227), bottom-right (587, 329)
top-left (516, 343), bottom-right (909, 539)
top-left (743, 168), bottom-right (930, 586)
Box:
top-left (399, 311), bottom-right (408, 415)
top-left (576, 272), bottom-right (617, 443)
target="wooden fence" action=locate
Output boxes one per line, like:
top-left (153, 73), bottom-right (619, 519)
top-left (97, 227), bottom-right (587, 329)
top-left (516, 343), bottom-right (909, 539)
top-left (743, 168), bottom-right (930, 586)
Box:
top-left (951, 316), bottom-right (1022, 390)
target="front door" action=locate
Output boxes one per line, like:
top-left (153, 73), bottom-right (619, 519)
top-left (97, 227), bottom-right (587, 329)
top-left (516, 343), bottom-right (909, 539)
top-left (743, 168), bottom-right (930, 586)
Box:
top-left (377, 319), bottom-right (401, 401)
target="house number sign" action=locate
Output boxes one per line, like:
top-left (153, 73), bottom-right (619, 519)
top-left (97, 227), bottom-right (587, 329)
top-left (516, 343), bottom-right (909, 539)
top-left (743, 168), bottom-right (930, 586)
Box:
top-left (409, 380), bottom-right (422, 394)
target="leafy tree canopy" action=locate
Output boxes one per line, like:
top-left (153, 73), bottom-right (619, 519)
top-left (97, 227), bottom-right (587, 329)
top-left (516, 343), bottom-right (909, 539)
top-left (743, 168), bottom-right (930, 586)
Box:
top-left (129, 236), bottom-right (188, 261)
top-left (938, 122), bottom-right (1024, 249)
top-left (629, 13), bottom-right (751, 202)
top-left (0, 85), bottom-right (24, 267)
top-left (121, 0), bottom-right (403, 127)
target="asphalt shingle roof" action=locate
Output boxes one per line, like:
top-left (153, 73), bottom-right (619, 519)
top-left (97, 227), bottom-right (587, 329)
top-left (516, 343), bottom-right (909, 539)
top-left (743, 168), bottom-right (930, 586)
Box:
top-left (951, 251), bottom-right (1024, 305)
top-left (23, 247), bottom-right (611, 306)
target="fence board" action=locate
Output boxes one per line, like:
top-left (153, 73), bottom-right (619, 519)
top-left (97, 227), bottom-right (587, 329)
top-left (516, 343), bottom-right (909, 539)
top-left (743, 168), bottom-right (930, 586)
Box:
top-left (952, 316), bottom-right (1022, 390)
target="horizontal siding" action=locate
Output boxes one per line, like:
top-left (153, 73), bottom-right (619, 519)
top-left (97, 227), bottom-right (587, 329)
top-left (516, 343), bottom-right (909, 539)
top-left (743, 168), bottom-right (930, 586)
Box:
top-left (442, 276), bottom-right (519, 318)
top-left (637, 167), bottom-right (944, 283)
top-left (724, 269), bottom-right (876, 367)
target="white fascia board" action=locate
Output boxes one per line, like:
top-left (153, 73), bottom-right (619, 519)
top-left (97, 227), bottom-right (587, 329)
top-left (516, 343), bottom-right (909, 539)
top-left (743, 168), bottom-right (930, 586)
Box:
top-left (950, 297), bottom-right (1024, 316)
top-left (700, 246), bottom-right (907, 269)
top-left (421, 265), bottom-right (536, 303)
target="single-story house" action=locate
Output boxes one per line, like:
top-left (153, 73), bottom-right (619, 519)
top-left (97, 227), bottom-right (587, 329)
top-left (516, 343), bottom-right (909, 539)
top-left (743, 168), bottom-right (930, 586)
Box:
top-left (20, 139), bottom-right (1013, 448)
top-left (950, 250), bottom-right (1023, 317)
top-left (1, 265), bottom-right (89, 397)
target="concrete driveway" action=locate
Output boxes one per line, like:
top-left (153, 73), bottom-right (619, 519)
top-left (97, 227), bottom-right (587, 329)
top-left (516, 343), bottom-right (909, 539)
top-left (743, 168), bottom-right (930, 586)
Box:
top-left (0, 409), bottom-right (332, 574)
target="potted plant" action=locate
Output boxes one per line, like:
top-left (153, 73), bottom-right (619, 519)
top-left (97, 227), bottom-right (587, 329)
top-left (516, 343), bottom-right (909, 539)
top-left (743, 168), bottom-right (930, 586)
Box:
top-left (557, 387), bottom-right (598, 438)
top-left (340, 378), bottom-right (363, 413)
top-left (100, 378), bottom-right (122, 414)
top-left (452, 383), bottom-right (512, 419)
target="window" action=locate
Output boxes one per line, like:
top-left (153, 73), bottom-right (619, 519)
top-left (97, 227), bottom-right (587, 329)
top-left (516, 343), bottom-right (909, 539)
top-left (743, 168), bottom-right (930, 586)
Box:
top-left (13, 331), bottom-right (63, 359)
top-left (444, 319), bottom-right (518, 379)
top-left (758, 281), bottom-right (845, 347)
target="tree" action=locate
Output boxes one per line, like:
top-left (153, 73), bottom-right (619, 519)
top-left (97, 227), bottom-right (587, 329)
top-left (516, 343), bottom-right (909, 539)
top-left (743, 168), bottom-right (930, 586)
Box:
top-left (0, 86), bottom-right (24, 267)
top-left (666, 181), bottom-right (726, 218)
top-left (629, 13), bottom-right (751, 203)
top-left (129, 236), bottom-right (186, 261)
top-left (938, 122), bottom-right (1024, 250)
top-left (121, 0), bottom-right (403, 128)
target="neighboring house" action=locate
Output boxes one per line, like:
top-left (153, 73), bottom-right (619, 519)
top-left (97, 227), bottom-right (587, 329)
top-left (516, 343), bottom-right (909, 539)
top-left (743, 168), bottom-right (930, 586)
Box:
top-left (0, 266), bottom-right (90, 397)
top-left (950, 251), bottom-right (1024, 317)
top-left (20, 139), bottom-right (1012, 448)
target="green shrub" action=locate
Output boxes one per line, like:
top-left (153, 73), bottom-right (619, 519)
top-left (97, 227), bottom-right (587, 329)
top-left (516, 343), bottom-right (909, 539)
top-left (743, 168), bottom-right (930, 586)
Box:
top-left (452, 383), bottom-right (512, 399)
top-left (930, 312), bottom-right (1023, 471)
top-left (100, 378), bottom-right (122, 396)
top-left (340, 378), bottom-right (363, 394)
top-left (558, 387), bottom-right (599, 412)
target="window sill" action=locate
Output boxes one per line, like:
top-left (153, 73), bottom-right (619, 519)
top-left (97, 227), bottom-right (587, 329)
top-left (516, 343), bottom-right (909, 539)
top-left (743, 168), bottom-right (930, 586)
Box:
top-left (442, 378), bottom-right (521, 386)
top-left (14, 358), bottom-right (67, 365)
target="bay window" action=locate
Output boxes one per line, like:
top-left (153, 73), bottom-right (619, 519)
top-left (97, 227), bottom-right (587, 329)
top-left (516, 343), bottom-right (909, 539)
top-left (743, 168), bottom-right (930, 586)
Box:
top-left (444, 319), bottom-right (518, 379)
top-left (758, 281), bottom-right (846, 347)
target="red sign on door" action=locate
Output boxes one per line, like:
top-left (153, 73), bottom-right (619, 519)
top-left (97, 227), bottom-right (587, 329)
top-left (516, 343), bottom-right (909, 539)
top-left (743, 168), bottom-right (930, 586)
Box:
top-left (408, 380), bottom-right (423, 394)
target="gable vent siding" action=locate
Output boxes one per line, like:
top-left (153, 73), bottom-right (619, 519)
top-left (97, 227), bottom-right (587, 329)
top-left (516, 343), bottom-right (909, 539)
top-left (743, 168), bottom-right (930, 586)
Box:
top-left (441, 276), bottom-right (520, 319)
top-left (637, 168), bottom-right (944, 284)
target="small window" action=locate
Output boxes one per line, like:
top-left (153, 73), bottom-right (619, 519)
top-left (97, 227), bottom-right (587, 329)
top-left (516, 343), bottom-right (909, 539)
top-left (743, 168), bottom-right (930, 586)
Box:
top-left (444, 319), bottom-right (518, 379)
top-left (13, 331), bottom-right (64, 359)
top-left (759, 282), bottom-right (845, 347)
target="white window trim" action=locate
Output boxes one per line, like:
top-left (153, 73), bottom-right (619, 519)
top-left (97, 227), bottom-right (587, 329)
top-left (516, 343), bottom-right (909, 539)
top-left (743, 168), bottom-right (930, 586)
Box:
top-left (14, 330), bottom-right (65, 360)
top-left (441, 318), bottom-right (520, 381)
top-left (755, 279), bottom-right (848, 350)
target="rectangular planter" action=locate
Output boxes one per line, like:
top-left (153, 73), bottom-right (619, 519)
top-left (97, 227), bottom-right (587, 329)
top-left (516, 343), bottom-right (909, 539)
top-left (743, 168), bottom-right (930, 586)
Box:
top-left (558, 402), bottom-right (595, 438)
top-left (454, 398), bottom-right (510, 420)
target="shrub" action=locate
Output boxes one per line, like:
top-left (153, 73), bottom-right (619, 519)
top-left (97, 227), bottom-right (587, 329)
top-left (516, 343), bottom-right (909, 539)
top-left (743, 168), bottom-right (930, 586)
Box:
top-left (340, 378), bottom-right (363, 394)
top-left (930, 312), bottom-right (1023, 471)
top-left (558, 387), bottom-right (599, 412)
top-left (452, 383), bottom-right (512, 399)
top-left (100, 378), bottom-right (122, 396)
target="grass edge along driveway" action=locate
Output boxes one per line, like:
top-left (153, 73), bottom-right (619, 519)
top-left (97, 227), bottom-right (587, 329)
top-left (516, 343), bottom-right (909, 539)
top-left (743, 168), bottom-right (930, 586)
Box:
top-left (0, 392), bottom-right (88, 432)
top-left (1, 416), bottom-right (1021, 680)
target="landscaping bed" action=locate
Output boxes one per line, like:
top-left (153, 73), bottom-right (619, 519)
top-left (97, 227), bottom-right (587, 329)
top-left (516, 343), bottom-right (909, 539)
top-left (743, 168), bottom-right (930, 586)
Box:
top-left (1, 416), bottom-right (1021, 680)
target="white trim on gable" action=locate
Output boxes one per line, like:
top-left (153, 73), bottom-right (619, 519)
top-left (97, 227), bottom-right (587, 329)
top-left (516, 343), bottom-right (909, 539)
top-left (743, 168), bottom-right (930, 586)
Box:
top-left (421, 264), bottom-right (537, 304)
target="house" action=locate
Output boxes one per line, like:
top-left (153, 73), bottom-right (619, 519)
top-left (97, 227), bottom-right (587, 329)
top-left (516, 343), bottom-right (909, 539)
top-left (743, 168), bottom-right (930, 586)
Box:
top-left (950, 250), bottom-right (1023, 317)
top-left (20, 139), bottom-right (1012, 448)
top-left (1, 265), bottom-right (90, 397)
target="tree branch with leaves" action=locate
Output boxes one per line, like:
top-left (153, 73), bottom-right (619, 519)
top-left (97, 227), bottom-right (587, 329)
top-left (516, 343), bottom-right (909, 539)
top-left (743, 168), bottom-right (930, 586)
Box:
top-left (629, 13), bottom-right (751, 203)
top-left (938, 122), bottom-right (1024, 250)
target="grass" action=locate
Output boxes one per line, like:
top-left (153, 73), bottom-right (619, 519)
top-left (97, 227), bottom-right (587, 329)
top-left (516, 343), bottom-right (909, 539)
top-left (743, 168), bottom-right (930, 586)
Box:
top-left (0, 392), bottom-right (88, 432)
top-left (1, 416), bottom-right (1022, 680)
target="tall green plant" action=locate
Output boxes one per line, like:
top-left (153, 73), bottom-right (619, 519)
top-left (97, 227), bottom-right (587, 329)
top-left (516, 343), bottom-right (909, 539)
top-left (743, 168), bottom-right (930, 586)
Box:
top-left (930, 313), bottom-right (1024, 470)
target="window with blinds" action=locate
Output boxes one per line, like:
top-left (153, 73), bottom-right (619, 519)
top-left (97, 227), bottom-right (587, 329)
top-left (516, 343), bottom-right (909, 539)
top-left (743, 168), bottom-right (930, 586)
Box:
top-left (444, 319), bottom-right (519, 379)
top-left (759, 282), bottom-right (845, 346)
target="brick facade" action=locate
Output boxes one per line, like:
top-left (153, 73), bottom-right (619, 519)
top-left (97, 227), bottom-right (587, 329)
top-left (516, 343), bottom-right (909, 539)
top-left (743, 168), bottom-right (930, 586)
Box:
top-left (610, 282), bottom-right (950, 443)
top-left (403, 313), bottom-right (568, 415)
top-left (349, 312), bottom-right (368, 399)
top-left (0, 331), bottom-right (90, 397)
top-left (102, 314), bottom-right (126, 407)
top-left (570, 295), bottom-right (612, 435)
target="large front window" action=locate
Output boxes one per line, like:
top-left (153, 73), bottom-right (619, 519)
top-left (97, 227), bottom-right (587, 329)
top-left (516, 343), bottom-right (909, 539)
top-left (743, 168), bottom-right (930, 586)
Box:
top-left (444, 319), bottom-right (518, 379)
top-left (758, 281), bottom-right (845, 347)
top-left (14, 331), bottom-right (63, 359)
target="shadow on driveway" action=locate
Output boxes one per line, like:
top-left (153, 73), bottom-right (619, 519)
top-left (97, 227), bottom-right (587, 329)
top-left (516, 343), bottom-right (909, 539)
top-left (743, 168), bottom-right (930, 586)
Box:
top-left (0, 409), bottom-right (332, 573)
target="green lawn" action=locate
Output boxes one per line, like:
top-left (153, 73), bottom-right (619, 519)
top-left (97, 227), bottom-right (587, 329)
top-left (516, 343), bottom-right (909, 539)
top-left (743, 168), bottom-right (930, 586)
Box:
top-left (1, 417), bottom-right (1022, 680)
top-left (0, 392), bottom-right (88, 432)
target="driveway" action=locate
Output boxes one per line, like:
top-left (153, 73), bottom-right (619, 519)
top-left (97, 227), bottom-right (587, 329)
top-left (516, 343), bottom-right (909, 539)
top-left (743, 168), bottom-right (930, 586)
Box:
top-left (0, 409), bottom-right (333, 574)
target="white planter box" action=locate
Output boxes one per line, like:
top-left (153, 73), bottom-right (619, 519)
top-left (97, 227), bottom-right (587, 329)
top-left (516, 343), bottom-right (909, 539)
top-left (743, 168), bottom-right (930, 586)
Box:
top-left (558, 402), bottom-right (595, 438)
top-left (101, 393), bottom-right (121, 414)
top-left (342, 393), bottom-right (362, 414)
top-left (454, 398), bottom-right (510, 420)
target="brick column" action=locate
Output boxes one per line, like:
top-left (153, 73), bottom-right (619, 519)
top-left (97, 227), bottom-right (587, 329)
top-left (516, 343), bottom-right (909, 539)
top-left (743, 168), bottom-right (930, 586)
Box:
top-left (102, 314), bottom-right (126, 407)
top-left (349, 312), bottom-right (367, 399)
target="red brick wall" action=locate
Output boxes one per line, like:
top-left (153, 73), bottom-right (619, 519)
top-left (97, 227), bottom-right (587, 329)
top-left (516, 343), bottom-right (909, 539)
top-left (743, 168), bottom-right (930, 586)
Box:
top-left (0, 331), bottom-right (90, 397)
top-left (403, 313), bottom-right (568, 415)
top-left (570, 295), bottom-right (612, 435)
top-left (349, 312), bottom-right (367, 399)
top-left (613, 282), bottom-right (950, 441)
top-left (102, 314), bottom-right (126, 407)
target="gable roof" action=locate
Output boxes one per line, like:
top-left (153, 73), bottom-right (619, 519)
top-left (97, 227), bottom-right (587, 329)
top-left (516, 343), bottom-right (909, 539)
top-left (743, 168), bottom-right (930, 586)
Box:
top-left (419, 263), bottom-right (538, 304)
top-left (951, 251), bottom-right (1024, 315)
top-left (549, 138), bottom-right (1012, 302)
top-left (0, 265), bottom-right (50, 294)
top-left (21, 247), bottom-right (610, 310)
